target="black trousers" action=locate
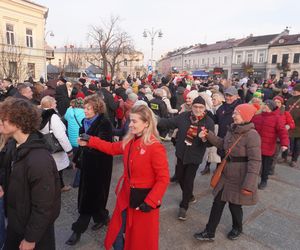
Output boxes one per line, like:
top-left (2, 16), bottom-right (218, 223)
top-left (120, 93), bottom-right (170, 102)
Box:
top-left (71, 210), bottom-right (108, 234)
top-left (291, 137), bottom-right (300, 162)
top-left (4, 224), bottom-right (55, 250)
top-left (176, 158), bottom-right (199, 210)
top-left (261, 155), bottom-right (274, 182)
top-left (206, 190), bottom-right (243, 236)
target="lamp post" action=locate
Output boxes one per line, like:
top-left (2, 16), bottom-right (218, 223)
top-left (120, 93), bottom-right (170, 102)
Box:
top-left (44, 30), bottom-right (54, 81)
top-left (143, 28), bottom-right (163, 68)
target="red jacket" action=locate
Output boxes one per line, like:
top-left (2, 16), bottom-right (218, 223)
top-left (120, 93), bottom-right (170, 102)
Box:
top-left (275, 107), bottom-right (295, 130)
top-left (114, 95), bottom-right (124, 120)
top-left (252, 110), bottom-right (289, 156)
top-left (87, 136), bottom-right (169, 250)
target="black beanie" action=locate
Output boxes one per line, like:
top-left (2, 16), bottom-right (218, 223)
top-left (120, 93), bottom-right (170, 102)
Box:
top-left (264, 100), bottom-right (277, 111)
top-left (293, 84), bottom-right (300, 92)
top-left (192, 96), bottom-right (206, 106)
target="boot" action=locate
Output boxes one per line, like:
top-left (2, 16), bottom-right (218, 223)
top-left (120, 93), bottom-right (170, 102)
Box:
top-left (66, 232), bottom-right (81, 245)
top-left (201, 163), bottom-right (210, 175)
top-left (170, 174), bottom-right (178, 183)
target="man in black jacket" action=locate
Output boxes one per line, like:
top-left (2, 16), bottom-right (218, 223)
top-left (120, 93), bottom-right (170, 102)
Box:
top-left (158, 96), bottom-right (214, 220)
top-left (0, 78), bottom-right (17, 102)
top-left (100, 79), bottom-right (120, 124)
top-left (0, 98), bottom-right (60, 250)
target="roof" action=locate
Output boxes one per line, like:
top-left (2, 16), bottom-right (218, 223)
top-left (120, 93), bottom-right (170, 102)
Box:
top-left (237, 34), bottom-right (279, 47)
top-left (271, 34), bottom-right (300, 47)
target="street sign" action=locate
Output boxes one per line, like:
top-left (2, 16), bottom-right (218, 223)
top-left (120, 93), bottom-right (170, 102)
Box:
top-left (148, 65), bottom-right (153, 71)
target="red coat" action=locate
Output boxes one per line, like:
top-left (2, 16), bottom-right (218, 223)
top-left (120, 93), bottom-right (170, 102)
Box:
top-left (87, 136), bottom-right (170, 250)
top-left (252, 110), bottom-right (289, 156)
top-left (275, 107), bottom-right (295, 130)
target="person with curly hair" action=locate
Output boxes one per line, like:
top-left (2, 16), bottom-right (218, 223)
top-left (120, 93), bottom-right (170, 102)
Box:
top-left (0, 97), bottom-right (61, 250)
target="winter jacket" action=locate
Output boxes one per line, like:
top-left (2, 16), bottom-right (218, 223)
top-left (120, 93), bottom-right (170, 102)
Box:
top-left (40, 109), bottom-right (72, 171)
top-left (149, 97), bottom-right (169, 118)
top-left (215, 99), bottom-right (243, 138)
top-left (207, 123), bottom-right (261, 206)
top-left (41, 79), bottom-right (57, 98)
top-left (6, 132), bottom-right (60, 243)
top-left (74, 114), bottom-right (113, 215)
top-left (158, 111), bottom-right (215, 165)
top-left (275, 106), bottom-right (295, 130)
top-left (175, 86), bottom-right (185, 110)
top-left (101, 87), bottom-right (119, 123)
top-left (286, 95), bottom-right (300, 138)
top-left (55, 84), bottom-right (75, 116)
top-left (87, 135), bottom-right (169, 250)
top-left (252, 110), bottom-right (289, 156)
top-left (64, 107), bottom-right (85, 147)
top-left (162, 97), bottom-right (178, 114)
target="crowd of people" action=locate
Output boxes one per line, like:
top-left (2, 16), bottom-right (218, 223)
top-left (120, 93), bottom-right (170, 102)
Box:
top-left (0, 73), bottom-right (299, 249)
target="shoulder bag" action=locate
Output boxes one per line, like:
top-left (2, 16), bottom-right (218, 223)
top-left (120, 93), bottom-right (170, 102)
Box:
top-left (210, 134), bottom-right (243, 188)
top-left (43, 115), bottom-right (64, 154)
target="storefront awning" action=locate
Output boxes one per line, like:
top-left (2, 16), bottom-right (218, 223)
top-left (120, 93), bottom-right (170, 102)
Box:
top-left (192, 70), bottom-right (208, 77)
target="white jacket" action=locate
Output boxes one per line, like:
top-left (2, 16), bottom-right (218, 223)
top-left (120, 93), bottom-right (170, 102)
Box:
top-left (40, 113), bottom-right (72, 171)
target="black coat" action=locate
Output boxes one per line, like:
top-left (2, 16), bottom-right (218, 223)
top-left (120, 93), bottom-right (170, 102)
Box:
top-left (215, 99), bottom-right (242, 139)
top-left (6, 133), bottom-right (61, 243)
top-left (76, 114), bottom-right (113, 215)
top-left (158, 111), bottom-right (215, 165)
top-left (101, 87), bottom-right (119, 123)
top-left (55, 84), bottom-right (77, 116)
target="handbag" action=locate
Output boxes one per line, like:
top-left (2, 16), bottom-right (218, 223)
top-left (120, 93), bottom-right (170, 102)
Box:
top-left (126, 140), bottom-right (153, 209)
top-left (43, 116), bottom-right (64, 154)
top-left (210, 134), bottom-right (243, 188)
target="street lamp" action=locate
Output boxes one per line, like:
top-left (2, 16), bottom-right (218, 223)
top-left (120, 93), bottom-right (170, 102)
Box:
top-left (44, 30), bottom-right (54, 81)
top-left (143, 28), bottom-right (163, 68)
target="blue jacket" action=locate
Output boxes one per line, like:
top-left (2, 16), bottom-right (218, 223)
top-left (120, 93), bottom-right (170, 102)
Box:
top-left (64, 107), bottom-right (85, 147)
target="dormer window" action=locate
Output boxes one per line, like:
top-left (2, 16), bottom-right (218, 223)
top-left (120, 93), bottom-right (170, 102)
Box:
top-left (279, 39), bottom-right (285, 44)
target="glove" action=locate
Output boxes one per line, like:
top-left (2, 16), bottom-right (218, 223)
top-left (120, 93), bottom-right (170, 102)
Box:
top-left (138, 202), bottom-right (153, 213)
top-left (79, 133), bottom-right (90, 142)
top-left (241, 189), bottom-right (252, 196)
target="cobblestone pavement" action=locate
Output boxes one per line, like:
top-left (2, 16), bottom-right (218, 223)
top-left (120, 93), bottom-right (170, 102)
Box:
top-left (55, 142), bottom-right (300, 250)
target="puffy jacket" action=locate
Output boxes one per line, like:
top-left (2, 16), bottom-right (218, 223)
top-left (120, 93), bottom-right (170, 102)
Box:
top-left (275, 107), bottom-right (295, 130)
top-left (252, 110), bottom-right (289, 156)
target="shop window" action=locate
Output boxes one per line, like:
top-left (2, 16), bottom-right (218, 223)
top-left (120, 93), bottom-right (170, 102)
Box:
top-left (9, 61), bottom-right (17, 77)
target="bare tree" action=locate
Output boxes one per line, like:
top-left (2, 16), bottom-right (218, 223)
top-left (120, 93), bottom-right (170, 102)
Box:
top-left (60, 44), bottom-right (84, 76)
top-left (88, 15), bottom-right (136, 79)
top-left (0, 34), bottom-right (27, 82)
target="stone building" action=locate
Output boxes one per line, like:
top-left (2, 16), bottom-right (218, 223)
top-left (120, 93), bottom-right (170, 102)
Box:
top-left (0, 0), bottom-right (48, 82)
top-left (267, 34), bottom-right (300, 80)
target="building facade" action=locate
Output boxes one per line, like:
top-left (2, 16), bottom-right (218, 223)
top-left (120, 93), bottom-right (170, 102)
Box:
top-left (0, 0), bottom-right (48, 82)
top-left (267, 34), bottom-right (300, 80)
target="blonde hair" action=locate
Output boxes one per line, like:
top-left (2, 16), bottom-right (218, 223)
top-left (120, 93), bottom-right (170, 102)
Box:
top-left (212, 92), bottom-right (225, 105)
top-left (0, 134), bottom-right (9, 151)
top-left (40, 96), bottom-right (56, 109)
top-left (122, 105), bottom-right (159, 149)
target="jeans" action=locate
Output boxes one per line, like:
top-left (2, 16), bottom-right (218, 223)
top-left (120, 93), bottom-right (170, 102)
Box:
top-left (113, 210), bottom-right (127, 250)
top-left (0, 197), bottom-right (5, 249)
top-left (176, 158), bottom-right (199, 210)
top-left (206, 190), bottom-right (243, 236)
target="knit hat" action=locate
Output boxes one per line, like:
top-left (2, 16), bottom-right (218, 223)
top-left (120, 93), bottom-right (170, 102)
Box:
top-left (293, 84), bottom-right (300, 92)
top-left (264, 100), bottom-right (277, 111)
top-left (235, 104), bottom-right (259, 122)
top-left (187, 90), bottom-right (199, 101)
top-left (273, 95), bottom-right (284, 104)
top-left (253, 89), bottom-right (263, 99)
top-left (282, 84), bottom-right (289, 89)
top-left (74, 97), bottom-right (84, 108)
top-left (192, 96), bottom-right (206, 106)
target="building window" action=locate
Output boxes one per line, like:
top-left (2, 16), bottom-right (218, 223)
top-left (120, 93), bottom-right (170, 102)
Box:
top-left (27, 63), bottom-right (35, 78)
top-left (123, 71), bottom-right (127, 78)
top-left (207, 58), bottom-right (210, 65)
top-left (282, 54), bottom-right (289, 65)
top-left (247, 53), bottom-right (253, 64)
top-left (236, 54), bottom-right (242, 64)
top-left (271, 55), bottom-right (277, 64)
top-left (212, 57), bottom-right (215, 65)
top-left (26, 28), bottom-right (33, 47)
top-left (202, 58), bottom-right (205, 65)
top-left (9, 61), bottom-right (17, 78)
top-left (293, 53), bottom-right (300, 64)
top-left (124, 59), bottom-right (128, 66)
top-left (6, 24), bottom-right (15, 45)
top-left (258, 52), bottom-right (264, 63)
top-left (224, 56), bottom-right (228, 65)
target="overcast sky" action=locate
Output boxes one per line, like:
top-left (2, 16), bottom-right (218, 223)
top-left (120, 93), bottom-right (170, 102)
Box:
top-left (38, 0), bottom-right (300, 65)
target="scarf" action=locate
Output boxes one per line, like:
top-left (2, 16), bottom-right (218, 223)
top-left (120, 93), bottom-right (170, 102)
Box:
top-left (184, 112), bottom-right (205, 146)
top-left (83, 115), bottom-right (99, 133)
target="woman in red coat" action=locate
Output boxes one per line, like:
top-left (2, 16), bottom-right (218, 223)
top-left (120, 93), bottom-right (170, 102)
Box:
top-left (78, 105), bottom-right (169, 250)
top-left (252, 100), bottom-right (289, 189)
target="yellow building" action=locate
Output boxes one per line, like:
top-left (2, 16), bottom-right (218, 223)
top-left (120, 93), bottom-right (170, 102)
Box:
top-left (0, 0), bottom-right (48, 82)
